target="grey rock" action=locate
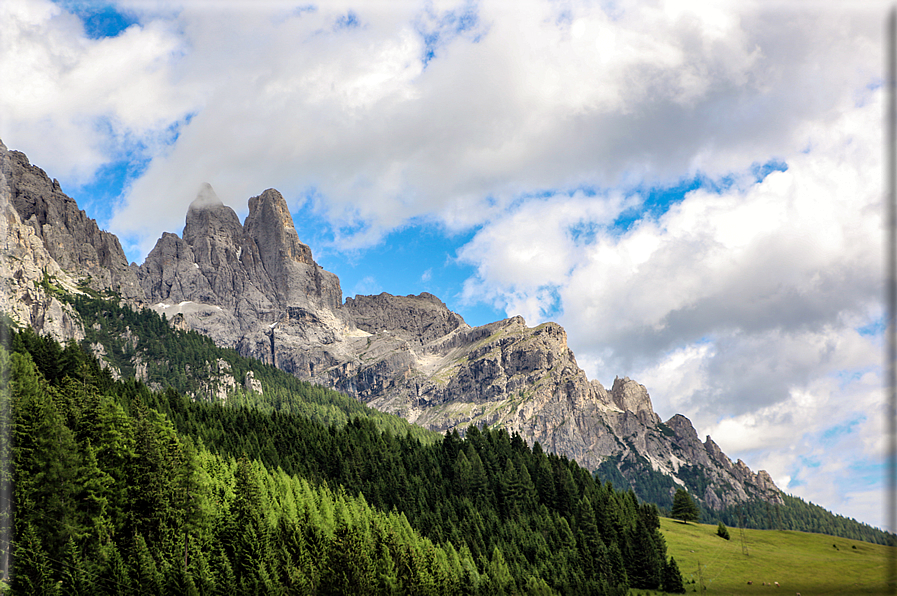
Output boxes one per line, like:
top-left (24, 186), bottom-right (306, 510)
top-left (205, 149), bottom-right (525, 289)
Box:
top-left (0, 141), bottom-right (85, 342)
top-left (0, 142), bottom-right (143, 299)
top-left (611, 376), bottom-right (661, 424)
top-left (244, 188), bottom-right (342, 311)
top-left (244, 371), bottom-right (263, 394)
top-left (344, 292), bottom-right (466, 345)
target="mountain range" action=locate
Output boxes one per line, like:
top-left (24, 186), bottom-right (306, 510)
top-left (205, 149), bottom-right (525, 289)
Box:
top-left (0, 138), bottom-right (781, 513)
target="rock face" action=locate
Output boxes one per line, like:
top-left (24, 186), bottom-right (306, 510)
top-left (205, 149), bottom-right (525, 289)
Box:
top-left (0, 139), bottom-right (783, 510)
top-left (1, 143), bottom-right (142, 299)
top-left (137, 184), bottom-right (347, 353)
top-left (0, 141), bottom-right (85, 341)
top-left (343, 292), bottom-right (466, 344)
top-left (611, 377), bottom-right (660, 425)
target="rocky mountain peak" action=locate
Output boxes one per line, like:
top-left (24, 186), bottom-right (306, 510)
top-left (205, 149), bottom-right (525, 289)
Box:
top-left (0, 140), bottom-right (142, 299)
top-left (183, 184), bottom-right (244, 248)
top-left (611, 376), bottom-right (660, 423)
top-left (240, 189), bottom-right (341, 311)
top-left (704, 435), bottom-right (733, 470)
top-left (666, 413), bottom-right (699, 439)
top-left (245, 188), bottom-right (314, 268)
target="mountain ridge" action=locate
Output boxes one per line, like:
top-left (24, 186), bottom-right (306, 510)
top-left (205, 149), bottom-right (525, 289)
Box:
top-left (0, 139), bottom-right (782, 512)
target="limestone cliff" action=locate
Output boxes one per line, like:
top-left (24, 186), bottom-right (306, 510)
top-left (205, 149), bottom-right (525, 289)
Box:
top-left (0, 141), bottom-right (85, 341)
top-left (1, 143), bottom-right (142, 299)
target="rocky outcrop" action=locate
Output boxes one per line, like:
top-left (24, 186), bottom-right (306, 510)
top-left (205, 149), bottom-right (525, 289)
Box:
top-left (611, 377), bottom-right (661, 425)
top-left (343, 292), bottom-right (466, 345)
top-left (138, 185), bottom-right (347, 353)
top-left (244, 189), bottom-right (342, 311)
top-left (0, 140), bottom-right (85, 342)
top-left (140, 187), bottom-right (276, 335)
top-left (1, 142), bottom-right (142, 299)
top-left (244, 371), bottom-right (263, 394)
top-left (189, 358), bottom-right (238, 402)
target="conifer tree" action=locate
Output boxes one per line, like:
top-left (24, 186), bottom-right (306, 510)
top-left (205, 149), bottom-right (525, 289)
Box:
top-left (60, 536), bottom-right (94, 596)
top-left (12, 523), bottom-right (54, 595)
top-left (671, 489), bottom-right (699, 524)
top-left (131, 534), bottom-right (163, 596)
top-left (662, 556), bottom-right (686, 593)
top-left (485, 545), bottom-right (514, 595)
top-left (717, 521), bottom-right (730, 540)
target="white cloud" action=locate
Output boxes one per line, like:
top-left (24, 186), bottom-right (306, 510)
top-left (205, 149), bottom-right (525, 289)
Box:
top-left (455, 82), bottom-right (885, 526)
top-left (0, 0), bottom-right (197, 184)
top-left (1, 0), bottom-right (875, 258)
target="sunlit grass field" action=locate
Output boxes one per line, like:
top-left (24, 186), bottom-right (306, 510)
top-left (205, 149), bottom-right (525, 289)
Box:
top-left (628, 517), bottom-right (894, 595)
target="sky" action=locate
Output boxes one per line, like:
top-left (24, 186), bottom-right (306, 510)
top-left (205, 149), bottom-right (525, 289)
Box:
top-left (0, 0), bottom-right (891, 531)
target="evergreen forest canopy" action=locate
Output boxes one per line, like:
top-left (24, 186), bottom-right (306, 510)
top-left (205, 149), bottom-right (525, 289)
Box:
top-left (1, 321), bottom-right (688, 594)
top-left (43, 286), bottom-right (897, 546)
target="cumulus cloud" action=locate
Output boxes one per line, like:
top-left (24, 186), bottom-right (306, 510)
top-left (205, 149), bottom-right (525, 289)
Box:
top-left (454, 73), bottom-right (885, 526)
top-left (460, 84), bottom-right (881, 371)
top-left (0, 0), bottom-right (197, 184)
top-left (2, 0), bottom-right (876, 258)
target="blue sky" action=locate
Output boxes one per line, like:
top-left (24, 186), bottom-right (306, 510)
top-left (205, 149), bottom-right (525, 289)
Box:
top-left (2, 0), bottom-right (889, 531)
top-left (53, 0), bottom-right (138, 38)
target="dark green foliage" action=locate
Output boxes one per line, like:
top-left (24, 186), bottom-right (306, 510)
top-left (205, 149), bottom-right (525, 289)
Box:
top-left (717, 521), bottom-right (730, 540)
top-left (662, 556), bottom-right (686, 593)
top-left (671, 489), bottom-right (700, 524)
top-left (5, 323), bottom-right (683, 595)
top-left (11, 523), bottom-right (54, 595)
top-left (595, 454), bottom-right (679, 510)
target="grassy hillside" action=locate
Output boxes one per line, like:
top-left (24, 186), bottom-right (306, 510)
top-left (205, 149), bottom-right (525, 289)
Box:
top-left (597, 455), bottom-right (894, 547)
top-left (643, 517), bottom-right (894, 595)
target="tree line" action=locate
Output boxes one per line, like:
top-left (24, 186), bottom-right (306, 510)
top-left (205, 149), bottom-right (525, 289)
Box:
top-left (596, 443), bottom-right (895, 546)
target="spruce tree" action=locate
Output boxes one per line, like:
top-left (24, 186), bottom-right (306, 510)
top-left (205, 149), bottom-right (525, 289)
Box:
top-left (671, 489), bottom-right (699, 524)
top-left (662, 556), bottom-right (686, 593)
top-left (717, 521), bottom-right (730, 540)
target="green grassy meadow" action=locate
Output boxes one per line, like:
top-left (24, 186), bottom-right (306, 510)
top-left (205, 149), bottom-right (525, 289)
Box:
top-left (629, 518), bottom-right (895, 596)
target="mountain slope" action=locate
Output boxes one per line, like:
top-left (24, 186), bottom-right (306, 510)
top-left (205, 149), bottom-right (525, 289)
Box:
top-left (2, 139), bottom-right (780, 514)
